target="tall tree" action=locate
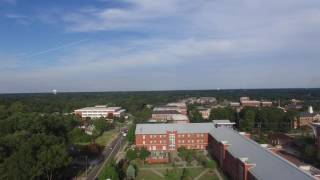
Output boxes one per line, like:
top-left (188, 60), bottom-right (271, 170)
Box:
top-left (99, 161), bottom-right (119, 180)
top-left (240, 108), bottom-right (256, 131)
top-left (209, 107), bottom-right (236, 121)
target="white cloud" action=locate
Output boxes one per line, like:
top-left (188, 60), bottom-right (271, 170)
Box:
top-left (1, 0), bottom-right (320, 92)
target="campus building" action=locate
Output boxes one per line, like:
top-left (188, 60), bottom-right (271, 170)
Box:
top-left (295, 106), bottom-right (320, 128)
top-left (74, 105), bottom-right (126, 119)
top-left (197, 107), bottom-right (211, 119)
top-left (151, 102), bottom-right (189, 123)
top-left (135, 121), bottom-right (315, 180)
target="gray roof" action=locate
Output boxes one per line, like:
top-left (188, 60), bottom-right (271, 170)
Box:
top-left (135, 123), bottom-right (214, 135)
top-left (135, 122), bottom-right (314, 179)
top-left (152, 110), bottom-right (181, 114)
top-left (209, 127), bottom-right (314, 180)
top-left (212, 120), bottom-right (235, 124)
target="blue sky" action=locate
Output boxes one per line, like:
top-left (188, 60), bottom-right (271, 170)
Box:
top-left (1, 0), bottom-right (320, 93)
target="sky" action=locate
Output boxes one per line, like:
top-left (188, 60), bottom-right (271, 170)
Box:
top-left (0, 0), bottom-right (320, 93)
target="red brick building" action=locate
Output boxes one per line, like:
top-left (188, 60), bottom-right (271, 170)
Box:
top-left (135, 122), bottom-right (314, 180)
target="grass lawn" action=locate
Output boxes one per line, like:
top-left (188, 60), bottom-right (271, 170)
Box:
top-left (136, 170), bottom-right (164, 180)
top-left (198, 170), bottom-right (219, 180)
top-left (157, 167), bottom-right (205, 178)
top-left (95, 129), bottom-right (118, 146)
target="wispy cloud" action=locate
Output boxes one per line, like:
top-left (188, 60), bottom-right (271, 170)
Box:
top-left (1, 0), bottom-right (320, 92)
top-left (16, 39), bottom-right (90, 58)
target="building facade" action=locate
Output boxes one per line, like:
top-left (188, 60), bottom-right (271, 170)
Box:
top-left (135, 122), bottom-right (315, 180)
top-left (197, 107), bottom-right (211, 119)
top-left (74, 105), bottom-right (126, 119)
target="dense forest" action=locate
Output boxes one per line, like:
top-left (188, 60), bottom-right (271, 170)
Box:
top-left (1, 88), bottom-right (320, 113)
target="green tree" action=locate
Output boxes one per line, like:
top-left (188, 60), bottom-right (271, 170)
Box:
top-left (99, 161), bottom-right (119, 180)
top-left (126, 149), bottom-right (137, 161)
top-left (139, 147), bottom-right (151, 161)
top-left (8, 102), bottom-right (26, 114)
top-left (127, 124), bottom-right (136, 144)
top-left (190, 110), bottom-right (204, 123)
top-left (209, 107), bottom-right (236, 121)
top-left (304, 145), bottom-right (317, 160)
top-left (240, 108), bottom-right (256, 131)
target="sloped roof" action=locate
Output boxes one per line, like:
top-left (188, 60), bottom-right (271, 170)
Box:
top-left (209, 127), bottom-right (314, 180)
top-left (135, 123), bottom-right (214, 134)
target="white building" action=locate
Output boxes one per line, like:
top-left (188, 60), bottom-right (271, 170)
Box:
top-left (74, 105), bottom-right (126, 119)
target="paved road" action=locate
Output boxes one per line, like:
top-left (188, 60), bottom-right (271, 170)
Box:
top-left (86, 134), bottom-right (125, 180)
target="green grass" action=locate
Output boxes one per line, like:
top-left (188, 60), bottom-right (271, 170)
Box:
top-left (136, 170), bottom-right (164, 180)
top-left (198, 170), bottom-right (219, 180)
top-left (157, 167), bottom-right (205, 178)
top-left (95, 129), bottom-right (118, 146)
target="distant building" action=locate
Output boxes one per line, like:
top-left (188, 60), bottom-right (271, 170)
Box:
top-left (74, 105), bottom-right (126, 119)
top-left (261, 101), bottom-right (273, 107)
top-left (241, 100), bottom-right (261, 107)
top-left (196, 97), bottom-right (217, 105)
top-left (154, 103), bottom-right (187, 115)
top-left (285, 104), bottom-right (303, 111)
top-left (230, 102), bottom-right (241, 107)
top-left (135, 122), bottom-right (314, 179)
top-left (295, 106), bottom-right (320, 128)
top-left (168, 114), bottom-right (190, 124)
top-left (196, 107), bottom-right (211, 119)
top-left (212, 120), bottom-right (235, 128)
top-left (151, 110), bottom-right (181, 122)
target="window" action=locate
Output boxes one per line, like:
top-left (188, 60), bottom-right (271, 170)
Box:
top-left (143, 135), bottom-right (145, 139)
top-left (169, 133), bottom-right (176, 150)
top-left (143, 141), bottom-right (145, 145)
top-left (162, 146), bottom-right (166, 150)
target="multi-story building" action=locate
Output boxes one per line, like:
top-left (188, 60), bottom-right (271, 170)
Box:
top-left (294, 106), bottom-right (320, 128)
top-left (239, 97), bottom-right (273, 108)
top-left (135, 123), bottom-right (211, 163)
top-left (241, 100), bottom-right (261, 107)
top-left (135, 122), bottom-right (315, 180)
top-left (261, 101), bottom-right (272, 107)
top-left (74, 105), bottom-right (126, 119)
top-left (196, 97), bottom-right (217, 105)
top-left (197, 107), bottom-right (211, 119)
top-left (151, 110), bottom-right (182, 122)
top-left (153, 104), bottom-right (187, 115)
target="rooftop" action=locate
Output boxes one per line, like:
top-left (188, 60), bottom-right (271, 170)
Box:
top-left (152, 110), bottom-right (181, 114)
top-left (209, 127), bottom-right (314, 180)
top-left (135, 122), bottom-right (315, 180)
top-left (135, 123), bottom-right (215, 135)
top-left (74, 106), bottom-right (122, 111)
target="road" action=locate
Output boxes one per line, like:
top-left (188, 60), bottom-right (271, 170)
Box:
top-left (86, 133), bottom-right (125, 180)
